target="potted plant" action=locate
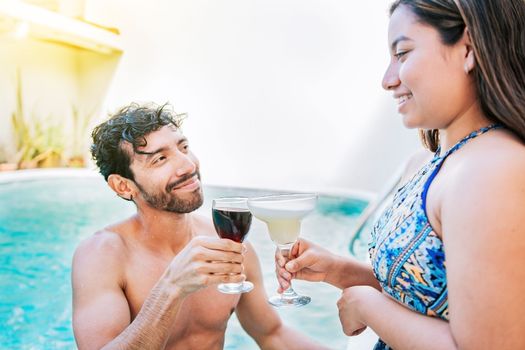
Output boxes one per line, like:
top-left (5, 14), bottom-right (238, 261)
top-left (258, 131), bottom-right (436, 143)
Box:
top-left (11, 69), bottom-right (65, 169)
top-left (67, 105), bottom-right (96, 168)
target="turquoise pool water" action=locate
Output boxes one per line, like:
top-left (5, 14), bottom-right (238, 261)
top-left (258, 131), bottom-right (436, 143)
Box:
top-left (0, 172), bottom-right (368, 349)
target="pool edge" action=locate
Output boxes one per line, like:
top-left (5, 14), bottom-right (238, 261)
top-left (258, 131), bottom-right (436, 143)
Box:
top-left (0, 169), bottom-right (376, 203)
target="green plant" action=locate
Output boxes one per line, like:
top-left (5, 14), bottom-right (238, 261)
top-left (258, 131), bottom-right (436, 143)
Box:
top-left (11, 69), bottom-right (28, 164)
top-left (0, 144), bottom-right (7, 163)
top-left (11, 69), bottom-right (65, 168)
top-left (68, 105), bottom-right (96, 166)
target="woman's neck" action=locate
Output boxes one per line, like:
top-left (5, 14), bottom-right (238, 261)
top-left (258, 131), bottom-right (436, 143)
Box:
top-left (439, 101), bottom-right (491, 153)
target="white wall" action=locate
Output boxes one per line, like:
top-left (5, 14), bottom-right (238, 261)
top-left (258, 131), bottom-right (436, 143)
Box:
top-left (85, 0), bottom-right (421, 194)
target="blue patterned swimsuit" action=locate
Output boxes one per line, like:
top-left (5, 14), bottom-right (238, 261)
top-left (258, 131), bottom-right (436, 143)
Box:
top-left (368, 125), bottom-right (501, 350)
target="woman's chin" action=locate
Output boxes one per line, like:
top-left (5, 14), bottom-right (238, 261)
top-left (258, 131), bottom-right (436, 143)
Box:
top-left (401, 114), bottom-right (420, 129)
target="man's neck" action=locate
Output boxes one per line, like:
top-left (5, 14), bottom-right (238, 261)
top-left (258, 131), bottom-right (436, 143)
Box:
top-left (134, 205), bottom-right (195, 255)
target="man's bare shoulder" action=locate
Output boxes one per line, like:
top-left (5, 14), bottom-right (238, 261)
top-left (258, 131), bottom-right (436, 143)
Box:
top-left (74, 215), bottom-right (139, 257)
top-left (72, 220), bottom-right (134, 285)
top-left (74, 230), bottom-right (127, 261)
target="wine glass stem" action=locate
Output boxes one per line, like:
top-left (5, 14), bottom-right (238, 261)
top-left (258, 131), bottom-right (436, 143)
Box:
top-left (278, 244), bottom-right (300, 299)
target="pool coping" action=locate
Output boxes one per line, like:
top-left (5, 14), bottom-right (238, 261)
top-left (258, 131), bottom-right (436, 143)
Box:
top-left (0, 168), bottom-right (376, 202)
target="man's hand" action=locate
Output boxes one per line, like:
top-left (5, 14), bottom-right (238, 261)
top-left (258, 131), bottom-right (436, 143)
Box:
top-left (165, 236), bottom-right (246, 296)
top-left (275, 238), bottom-right (335, 293)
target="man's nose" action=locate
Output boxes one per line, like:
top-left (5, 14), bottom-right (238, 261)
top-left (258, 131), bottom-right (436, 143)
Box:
top-left (175, 152), bottom-right (197, 177)
top-left (382, 62), bottom-right (400, 91)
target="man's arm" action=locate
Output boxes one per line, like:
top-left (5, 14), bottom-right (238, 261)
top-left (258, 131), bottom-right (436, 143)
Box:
top-left (72, 232), bottom-right (184, 350)
top-left (72, 234), bottom-right (245, 350)
top-left (236, 243), bottom-right (330, 350)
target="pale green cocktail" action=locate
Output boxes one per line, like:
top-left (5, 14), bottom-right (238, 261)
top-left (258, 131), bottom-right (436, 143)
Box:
top-left (248, 193), bottom-right (317, 307)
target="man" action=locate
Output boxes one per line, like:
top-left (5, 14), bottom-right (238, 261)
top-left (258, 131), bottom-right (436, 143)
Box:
top-left (72, 102), bottom-right (326, 350)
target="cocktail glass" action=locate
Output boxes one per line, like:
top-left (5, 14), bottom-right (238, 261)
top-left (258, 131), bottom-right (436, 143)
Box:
top-left (247, 193), bottom-right (317, 307)
top-left (212, 197), bottom-right (254, 294)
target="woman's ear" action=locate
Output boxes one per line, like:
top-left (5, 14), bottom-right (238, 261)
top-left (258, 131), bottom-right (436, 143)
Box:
top-left (462, 28), bottom-right (475, 74)
top-left (108, 174), bottom-right (135, 201)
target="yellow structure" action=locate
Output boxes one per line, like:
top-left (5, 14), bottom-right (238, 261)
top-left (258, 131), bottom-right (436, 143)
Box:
top-left (0, 0), bottom-right (121, 168)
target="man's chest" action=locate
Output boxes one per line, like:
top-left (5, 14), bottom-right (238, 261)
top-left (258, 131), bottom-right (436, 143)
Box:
top-left (122, 255), bottom-right (241, 332)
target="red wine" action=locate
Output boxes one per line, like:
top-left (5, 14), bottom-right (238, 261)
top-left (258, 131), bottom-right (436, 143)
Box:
top-left (212, 208), bottom-right (252, 242)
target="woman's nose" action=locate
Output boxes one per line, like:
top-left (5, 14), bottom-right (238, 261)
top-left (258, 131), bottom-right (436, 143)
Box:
top-left (382, 62), bottom-right (400, 91)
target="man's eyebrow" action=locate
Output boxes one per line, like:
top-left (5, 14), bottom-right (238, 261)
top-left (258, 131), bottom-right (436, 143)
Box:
top-left (391, 35), bottom-right (413, 52)
top-left (135, 146), bottom-right (167, 158)
top-left (135, 138), bottom-right (188, 158)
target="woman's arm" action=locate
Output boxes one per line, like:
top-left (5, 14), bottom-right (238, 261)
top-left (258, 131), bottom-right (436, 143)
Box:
top-left (324, 254), bottom-right (381, 290)
top-left (338, 286), bottom-right (457, 349)
top-left (339, 148), bottom-right (525, 349)
top-left (440, 152), bottom-right (525, 349)
top-left (276, 239), bottom-right (380, 291)
top-left (238, 243), bottom-right (329, 350)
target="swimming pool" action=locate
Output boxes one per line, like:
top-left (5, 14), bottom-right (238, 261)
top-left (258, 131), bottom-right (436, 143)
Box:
top-left (0, 169), bottom-right (369, 350)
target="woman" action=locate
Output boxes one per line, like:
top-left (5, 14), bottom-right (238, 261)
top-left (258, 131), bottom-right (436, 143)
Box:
top-left (277, 1), bottom-right (525, 349)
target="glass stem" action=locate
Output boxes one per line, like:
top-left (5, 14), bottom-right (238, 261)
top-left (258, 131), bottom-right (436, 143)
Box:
top-left (278, 243), bottom-right (299, 299)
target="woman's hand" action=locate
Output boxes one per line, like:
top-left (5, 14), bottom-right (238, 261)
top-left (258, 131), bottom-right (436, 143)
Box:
top-left (337, 286), bottom-right (379, 336)
top-left (275, 238), bottom-right (336, 292)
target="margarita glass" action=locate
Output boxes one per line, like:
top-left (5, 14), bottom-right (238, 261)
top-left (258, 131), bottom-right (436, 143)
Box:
top-left (247, 193), bottom-right (317, 307)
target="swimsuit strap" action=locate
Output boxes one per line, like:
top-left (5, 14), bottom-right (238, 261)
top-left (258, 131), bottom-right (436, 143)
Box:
top-left (422, 124), bottom-right (502, 214)
top-left (435, 124), bottom-right (503, 159)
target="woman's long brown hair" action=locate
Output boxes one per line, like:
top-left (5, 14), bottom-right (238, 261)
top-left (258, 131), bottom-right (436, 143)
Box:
top-left (390, 0), bottom-right (525, 152)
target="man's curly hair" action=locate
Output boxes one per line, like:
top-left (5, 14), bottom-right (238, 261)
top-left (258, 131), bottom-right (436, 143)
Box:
top-left (90, 102), bottom-right (185, 181)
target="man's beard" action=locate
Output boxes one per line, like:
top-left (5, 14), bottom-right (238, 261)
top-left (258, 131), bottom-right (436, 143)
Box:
top-left (135, 171), bottom-right (204, 213)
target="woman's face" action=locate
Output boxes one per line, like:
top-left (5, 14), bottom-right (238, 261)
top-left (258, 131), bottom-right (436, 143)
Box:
top-left (382, 5), bottom-right (474, 129)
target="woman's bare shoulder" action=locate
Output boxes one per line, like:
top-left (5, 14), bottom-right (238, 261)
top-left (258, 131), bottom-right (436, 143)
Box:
top-left (446, 132), bottom-right (525, 208)
top-left (458, 131), bottom-right (525, 181)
